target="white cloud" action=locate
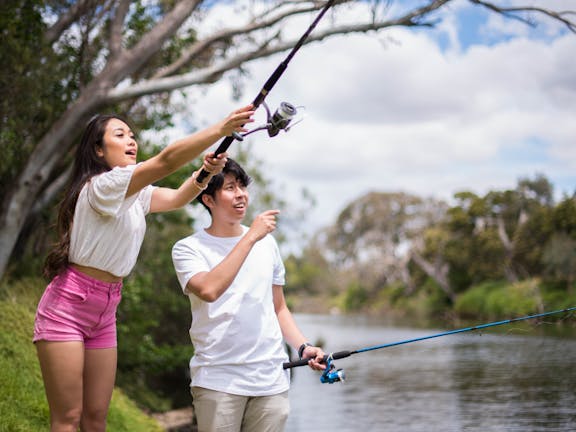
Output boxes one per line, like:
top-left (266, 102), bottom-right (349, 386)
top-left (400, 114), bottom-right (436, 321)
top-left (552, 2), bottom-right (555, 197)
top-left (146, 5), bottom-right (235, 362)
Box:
top-left (178, 2), bottom-right (576, 246)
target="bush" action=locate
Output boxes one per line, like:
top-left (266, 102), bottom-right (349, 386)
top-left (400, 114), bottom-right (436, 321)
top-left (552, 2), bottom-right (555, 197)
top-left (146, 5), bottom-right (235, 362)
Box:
top-left (455, 279), bottom-right (549, 319)
top-left (339, 281), bottom-right (369, 312)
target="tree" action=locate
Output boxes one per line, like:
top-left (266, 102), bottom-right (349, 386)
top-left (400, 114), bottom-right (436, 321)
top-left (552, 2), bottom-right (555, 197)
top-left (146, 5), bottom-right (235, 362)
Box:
top-left (1, 0), bottom-right (575, 281)
top-left (410, 225), bottom-right (453, 301)
top-left (541, 195), bottom-right (576, 292)
top-left (322, 191), bottom-right (447, 294)
top-left (439, 175), bottom-right (557, 295)
top-left (542, 233), bottom-right (576, 292)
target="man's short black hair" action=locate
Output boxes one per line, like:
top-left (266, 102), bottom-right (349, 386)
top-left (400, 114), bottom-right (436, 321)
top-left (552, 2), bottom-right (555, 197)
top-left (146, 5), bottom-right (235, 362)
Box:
top-left (196, 158), bottom-right (252, 214)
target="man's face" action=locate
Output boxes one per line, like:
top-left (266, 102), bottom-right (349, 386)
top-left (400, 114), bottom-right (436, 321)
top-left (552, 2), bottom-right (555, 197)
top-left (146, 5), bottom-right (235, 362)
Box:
top-left (210, 174), bottom-right (249, 223)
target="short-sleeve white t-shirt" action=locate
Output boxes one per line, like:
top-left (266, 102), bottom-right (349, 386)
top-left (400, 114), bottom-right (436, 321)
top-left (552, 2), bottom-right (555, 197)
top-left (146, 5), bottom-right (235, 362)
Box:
top-left (172, 226), bottom-right (290, 396)
top-left (69, 164), bottom-right (155, 277)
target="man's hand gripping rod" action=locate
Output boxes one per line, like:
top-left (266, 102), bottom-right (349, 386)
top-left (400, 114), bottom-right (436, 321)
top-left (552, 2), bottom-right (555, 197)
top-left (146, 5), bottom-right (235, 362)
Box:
top-left (283, 350), bottom-right (354, 369)
top-left (195, 0), bottom-right (336, 184)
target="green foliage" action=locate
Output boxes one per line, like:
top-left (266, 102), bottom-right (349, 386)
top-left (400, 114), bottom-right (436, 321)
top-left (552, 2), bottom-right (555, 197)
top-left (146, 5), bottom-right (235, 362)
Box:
top-left (514, 206), bottom-right (553, 276)
top-left (552, 196), bottom-right (576, 235)
top-left (106, 389), bottom-right (165, 432)
top-left (339, 281), bottom-right (369, 312)
top-left (0, 279), bottom-right (162, 431)
top-left (117, 213), bottom-right (194, 410)
top-left (0, 0), bottom-right (69, 196)
top-left (441, 175), bottom-right (561, 293)
top-left (454, 280), bottom-right (540, 318)
top-left (420, 278), bottom-right (453, 314)
top-left (539, 280), bottom-right (576, 308)
top-left (0, 296), bottom-right (48, 431)
top-left (284, 244), bottom-right (336, 296)
top-left (0, 0), bottom-right (205, 275)
top-left (378, 283), bottom-right (434, 320)
top-left (298, 174), bottom-right (574, 320)
top-left (542, 233), bottom-right (576, 288)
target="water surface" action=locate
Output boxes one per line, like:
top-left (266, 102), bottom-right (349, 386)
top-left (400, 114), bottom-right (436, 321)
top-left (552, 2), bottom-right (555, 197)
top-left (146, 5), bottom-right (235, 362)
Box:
top-left (286, 313), bottom-right (576, 432)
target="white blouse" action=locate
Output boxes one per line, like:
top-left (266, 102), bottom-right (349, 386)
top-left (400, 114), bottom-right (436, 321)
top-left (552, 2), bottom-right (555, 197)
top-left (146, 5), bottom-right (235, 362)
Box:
top-left (69, 164), bottom-right (155, 277)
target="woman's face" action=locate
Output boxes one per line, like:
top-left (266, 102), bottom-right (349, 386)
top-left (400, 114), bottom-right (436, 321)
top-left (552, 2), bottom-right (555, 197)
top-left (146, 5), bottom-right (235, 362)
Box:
top-left (97, 118), bottom-right (137, 168)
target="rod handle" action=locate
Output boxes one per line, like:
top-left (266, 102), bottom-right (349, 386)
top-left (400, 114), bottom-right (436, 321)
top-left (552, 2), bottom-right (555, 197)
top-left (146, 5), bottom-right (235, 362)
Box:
top-left (282, 350), bottom-right (353, 369)
top-left (195, 135), bottom-right (235, 184)
top-left (283, 358), bottom-right (310, 369)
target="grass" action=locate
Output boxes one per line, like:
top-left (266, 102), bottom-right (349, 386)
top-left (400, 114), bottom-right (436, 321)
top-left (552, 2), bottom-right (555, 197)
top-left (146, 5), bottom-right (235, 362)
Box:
top-left (0, 278), bottom-right (164, 432)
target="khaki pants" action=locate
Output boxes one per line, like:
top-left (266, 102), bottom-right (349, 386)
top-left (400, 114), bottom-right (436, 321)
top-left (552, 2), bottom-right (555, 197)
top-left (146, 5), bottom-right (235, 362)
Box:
top-left (191, 387), bottom-right (290, 432)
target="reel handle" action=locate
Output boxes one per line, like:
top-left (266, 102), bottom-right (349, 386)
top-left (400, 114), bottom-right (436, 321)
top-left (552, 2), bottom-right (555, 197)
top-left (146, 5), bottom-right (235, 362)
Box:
top-left (282, 350), bottom-right (353, 369)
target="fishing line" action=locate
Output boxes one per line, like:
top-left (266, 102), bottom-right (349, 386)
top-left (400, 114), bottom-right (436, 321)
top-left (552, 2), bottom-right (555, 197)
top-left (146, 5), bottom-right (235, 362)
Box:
top-left (196, 0), bottom-right (336, 183)
top-left (283, 306), bottom-right (576, 383)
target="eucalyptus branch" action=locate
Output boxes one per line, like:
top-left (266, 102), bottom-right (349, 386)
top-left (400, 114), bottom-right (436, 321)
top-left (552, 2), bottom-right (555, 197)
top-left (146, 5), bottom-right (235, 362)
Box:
top-left (98, 0), bottom-right (202, 87)
top-left (120, 0), bottom-right (456, 100)
top-left (109, 0), bottom-right (131, 60)
top-left (470, 0), bottom-right (576, 33)
top-left (44, 0), bottom-right (107, 44)
top-left (153, 1), bottom-right (336, 79)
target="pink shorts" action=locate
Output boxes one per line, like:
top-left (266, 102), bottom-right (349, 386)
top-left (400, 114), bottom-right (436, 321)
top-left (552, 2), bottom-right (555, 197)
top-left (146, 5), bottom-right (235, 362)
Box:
top-left (33, 266), bottom-right (122, 349)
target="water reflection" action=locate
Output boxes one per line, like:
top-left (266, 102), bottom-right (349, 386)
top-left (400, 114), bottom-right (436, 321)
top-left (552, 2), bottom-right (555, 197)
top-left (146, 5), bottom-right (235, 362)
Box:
top-left (286, 314), bottom-right (576, 432)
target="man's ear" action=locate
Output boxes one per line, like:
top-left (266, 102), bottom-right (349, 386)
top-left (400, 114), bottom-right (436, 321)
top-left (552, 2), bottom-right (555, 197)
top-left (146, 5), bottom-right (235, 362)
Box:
top-left (201, 193), bottom-right (215, 209)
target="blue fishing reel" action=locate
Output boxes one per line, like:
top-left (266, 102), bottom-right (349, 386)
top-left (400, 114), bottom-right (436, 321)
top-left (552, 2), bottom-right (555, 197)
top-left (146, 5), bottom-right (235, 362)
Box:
top-left (320, 356), bottom-right (345, 384)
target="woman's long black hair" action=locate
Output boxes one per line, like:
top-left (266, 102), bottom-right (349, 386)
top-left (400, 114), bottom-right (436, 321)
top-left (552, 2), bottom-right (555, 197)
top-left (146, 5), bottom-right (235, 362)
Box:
top-left (43, 114), bottom-right (128, 279)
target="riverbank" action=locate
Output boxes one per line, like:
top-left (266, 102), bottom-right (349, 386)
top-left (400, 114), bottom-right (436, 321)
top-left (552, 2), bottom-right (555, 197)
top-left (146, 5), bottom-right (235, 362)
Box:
top-left (152, 407), bottom-right (195, 431)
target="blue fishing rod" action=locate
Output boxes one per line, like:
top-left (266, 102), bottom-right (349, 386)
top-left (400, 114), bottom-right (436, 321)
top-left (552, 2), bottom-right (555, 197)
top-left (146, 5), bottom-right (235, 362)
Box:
top-left (283, 306), bottom-right (576, 384)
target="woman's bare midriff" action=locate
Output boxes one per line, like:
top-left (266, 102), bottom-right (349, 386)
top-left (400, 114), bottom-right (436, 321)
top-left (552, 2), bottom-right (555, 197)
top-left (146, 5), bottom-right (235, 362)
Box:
top-left (70, 263), bottom-right (123, 283)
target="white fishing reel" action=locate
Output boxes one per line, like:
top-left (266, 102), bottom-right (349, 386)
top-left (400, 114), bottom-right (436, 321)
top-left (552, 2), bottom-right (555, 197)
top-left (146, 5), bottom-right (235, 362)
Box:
top-left (233, 101), bottom-right (303, 141)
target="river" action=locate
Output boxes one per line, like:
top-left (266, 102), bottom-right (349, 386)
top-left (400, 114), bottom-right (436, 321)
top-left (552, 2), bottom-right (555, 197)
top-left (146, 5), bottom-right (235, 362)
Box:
top-left (285, 313), bottom-right (576, 432)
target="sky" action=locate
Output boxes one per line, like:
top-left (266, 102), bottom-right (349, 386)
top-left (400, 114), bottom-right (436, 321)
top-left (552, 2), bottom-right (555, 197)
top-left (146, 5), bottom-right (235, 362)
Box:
top-left (173, 0), bottom-right (576, 248)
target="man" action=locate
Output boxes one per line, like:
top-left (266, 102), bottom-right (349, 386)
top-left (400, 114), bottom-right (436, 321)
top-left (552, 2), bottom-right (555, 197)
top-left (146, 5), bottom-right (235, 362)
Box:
top-left (172, 158), bottom-right (325, 432)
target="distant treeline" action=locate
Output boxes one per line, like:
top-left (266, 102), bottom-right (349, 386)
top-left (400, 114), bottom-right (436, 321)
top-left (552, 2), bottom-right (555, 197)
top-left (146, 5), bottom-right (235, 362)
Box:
top-left (284, 174), bottom-right (576, 318)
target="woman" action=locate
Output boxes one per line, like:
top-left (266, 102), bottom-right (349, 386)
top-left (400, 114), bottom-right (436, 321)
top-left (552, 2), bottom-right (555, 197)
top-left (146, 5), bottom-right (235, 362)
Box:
top-left (33, 105), bottom-right (254, 432)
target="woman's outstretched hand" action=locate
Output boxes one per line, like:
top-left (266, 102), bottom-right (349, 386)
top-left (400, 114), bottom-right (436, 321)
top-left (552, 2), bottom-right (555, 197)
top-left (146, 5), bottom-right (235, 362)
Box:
top-left (218, 104), bottom-right (255, 137)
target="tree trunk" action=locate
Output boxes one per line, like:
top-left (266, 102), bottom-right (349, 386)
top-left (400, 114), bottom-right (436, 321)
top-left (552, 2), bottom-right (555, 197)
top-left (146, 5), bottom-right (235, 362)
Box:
top-left (0, 90), bottom-right (104, 278)
top-left (411, 251), bottom-right (454, 302)
top-left (0, 0), bottom-right (203, 280)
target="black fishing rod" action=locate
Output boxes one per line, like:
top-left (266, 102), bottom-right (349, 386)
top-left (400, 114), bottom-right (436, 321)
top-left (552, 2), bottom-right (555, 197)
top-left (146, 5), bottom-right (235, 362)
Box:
top-left (196, 0), bottom-right (336, 183)
top-left (284, 306), bottom-right (576, 383)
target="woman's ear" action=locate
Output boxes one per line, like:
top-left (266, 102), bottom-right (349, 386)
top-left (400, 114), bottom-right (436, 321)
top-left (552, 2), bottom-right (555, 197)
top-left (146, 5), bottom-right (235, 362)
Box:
top-left (95, 145), bottom-right (104, 158)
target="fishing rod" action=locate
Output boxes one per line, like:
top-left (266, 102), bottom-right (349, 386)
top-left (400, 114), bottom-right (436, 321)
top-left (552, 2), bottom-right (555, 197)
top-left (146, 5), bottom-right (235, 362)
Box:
top-left (283, 306), bottom-right (576, 384)
top-left (196, 0), bottom-right (336, 183)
